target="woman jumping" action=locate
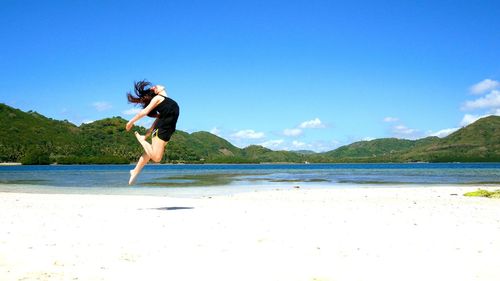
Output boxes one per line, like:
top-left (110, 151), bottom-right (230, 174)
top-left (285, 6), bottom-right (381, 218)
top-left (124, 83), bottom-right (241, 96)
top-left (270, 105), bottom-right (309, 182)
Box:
top-left (125, 80), bottom-right (180, 185)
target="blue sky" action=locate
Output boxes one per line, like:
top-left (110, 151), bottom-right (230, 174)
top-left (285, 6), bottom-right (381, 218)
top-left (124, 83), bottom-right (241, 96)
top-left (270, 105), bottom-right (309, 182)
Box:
top-left (1, 0), bottom-right (499, 152)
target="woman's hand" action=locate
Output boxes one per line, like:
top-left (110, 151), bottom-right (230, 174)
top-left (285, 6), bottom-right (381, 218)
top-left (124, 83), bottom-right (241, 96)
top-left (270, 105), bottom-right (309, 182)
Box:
top-left (126, 121), bottom-right (134, 131)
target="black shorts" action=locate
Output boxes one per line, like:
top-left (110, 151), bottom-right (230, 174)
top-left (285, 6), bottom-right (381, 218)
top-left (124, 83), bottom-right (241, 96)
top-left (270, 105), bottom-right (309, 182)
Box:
top-left (152, 127), bottom-right (175, 142)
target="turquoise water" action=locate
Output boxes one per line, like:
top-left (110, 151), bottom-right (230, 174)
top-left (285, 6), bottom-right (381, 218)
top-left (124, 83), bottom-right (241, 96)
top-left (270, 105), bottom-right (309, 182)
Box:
top-left (0, 163), bottom-right (499, 196)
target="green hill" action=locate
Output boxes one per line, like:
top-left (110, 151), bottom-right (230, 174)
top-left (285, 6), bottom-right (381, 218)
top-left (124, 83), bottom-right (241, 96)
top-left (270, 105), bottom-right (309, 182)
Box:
top-left (166, 131), bottom-right (248, 163)
top-left (402, 116), bottom-right (500, 162)
top-left (0, 104), bottom-right (148, 164)
top-left (0, 103), bottom-right (302, 164)
top-left (0, 104), bottom-right (80, 163)
top-left (318, 116), bottom-right (500, 162)
top-left (318, 137), bottom-right (440, 162)
top-left (324, 138), bottom-right (423, 158)
top-left (65, 117), bottom-right (146, 164)
top-left (1, 103), bottom-right (499, 164)
top-left (242, 145), bottom-right (305, 163)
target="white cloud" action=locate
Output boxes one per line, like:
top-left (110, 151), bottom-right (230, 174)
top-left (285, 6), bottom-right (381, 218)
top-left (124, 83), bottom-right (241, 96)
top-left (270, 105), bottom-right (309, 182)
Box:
top-left (470, 79), bottom-right (500, 95)
top-left (92, 101), bottom-right (112, 112)
top-left (260, 139), bottom-right (284, 149)
top-left (308, 140), bottom-right (341, 152)
top-left (281, 118), bottom-right (326, 139)
top-left (122, 108), bottom-right (141, 115)
top-left (82, 119), bottom-right (95, 124)
top-left (383, 117), bottom-right (399, 123)
top-left (428, 128), bottom-right (459, 138)
top-left (459, 79), bottom-right (500, 127)
top-left (299, 118), bottom-right (325, 129)
top-left (362, 137), bottom-right (375, 141)
top-left (384, 118), bottom-right (421, 139)
top-left (259, 140), bottom-right (323, 152)
top-left (231, 129), bottom-right (265, 139)
top-left (393, 125), bottom-right (416, 135)
top-left (292, 140), bottom-right (306, 148)
top-left (392, 125), bottom-right (420, 139)
top-left (462, 90), bottom-right (500, 110)
top-left (210, 127), bottom-right (221, 136)
top-left (460, 114), bottom-right (482, 126)
top-left (460, 111), bottom-right (500, 126)
top-left (258, 139), bottom-right (341, 153)
top-left (283, 128), bottom-right (303, 137)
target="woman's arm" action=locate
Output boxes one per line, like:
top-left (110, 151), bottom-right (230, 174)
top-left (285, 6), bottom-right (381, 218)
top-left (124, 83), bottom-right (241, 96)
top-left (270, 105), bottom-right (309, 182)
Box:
top-left (126, 96), bottom-right (162, 131)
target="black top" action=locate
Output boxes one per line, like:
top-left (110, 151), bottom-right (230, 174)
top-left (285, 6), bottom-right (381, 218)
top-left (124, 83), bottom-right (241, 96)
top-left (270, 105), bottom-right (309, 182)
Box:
top-left (149, 96), bottom-right (180, 130)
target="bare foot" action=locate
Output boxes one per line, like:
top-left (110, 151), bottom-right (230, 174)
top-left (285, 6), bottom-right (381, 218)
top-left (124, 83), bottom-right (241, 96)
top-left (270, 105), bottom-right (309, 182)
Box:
top-left (129, 169), bottom-right (138, 185)
top-left (134, 131), bottom-right (154, 158)
top-left (134, 131), bottom-right (146, 142)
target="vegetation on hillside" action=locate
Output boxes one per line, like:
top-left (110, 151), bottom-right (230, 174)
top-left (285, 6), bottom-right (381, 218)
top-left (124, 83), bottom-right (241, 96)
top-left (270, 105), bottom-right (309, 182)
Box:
top-left (402, 116), bottom-right (500, 162)
top-left (1, 103), bottom-right (499, 164)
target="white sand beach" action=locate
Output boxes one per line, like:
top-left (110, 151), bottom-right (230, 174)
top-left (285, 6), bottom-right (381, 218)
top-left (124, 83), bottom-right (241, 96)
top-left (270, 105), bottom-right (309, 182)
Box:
top-left (1, 185), bottom-right (500, 281)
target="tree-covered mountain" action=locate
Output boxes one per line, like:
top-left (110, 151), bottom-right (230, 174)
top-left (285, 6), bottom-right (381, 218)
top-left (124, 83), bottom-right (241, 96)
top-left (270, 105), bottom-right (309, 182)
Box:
top-left (0, 104), bottom-right (81, 163)
top-left (0, 104), bottom-right (146, 164)
top-left (1, 103), bottom-right (499, 164)
top-left (401, 115), bottom-right (500, 162)
top-left (314, 116), bottom-right (500, 162)
top-left (320, 137), bottom-right (439, 160)
top-left (0, 103), bottom-right (302, 164)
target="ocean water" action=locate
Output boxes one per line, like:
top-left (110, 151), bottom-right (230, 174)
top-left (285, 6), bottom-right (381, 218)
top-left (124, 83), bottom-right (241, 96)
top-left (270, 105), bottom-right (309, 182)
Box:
top-left (0, 163), bottom-right (499, 196)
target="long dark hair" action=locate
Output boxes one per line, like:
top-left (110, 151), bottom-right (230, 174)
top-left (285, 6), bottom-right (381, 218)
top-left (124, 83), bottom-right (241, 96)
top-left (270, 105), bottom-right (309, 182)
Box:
top-left (127, 80), bottom-right (155, 108)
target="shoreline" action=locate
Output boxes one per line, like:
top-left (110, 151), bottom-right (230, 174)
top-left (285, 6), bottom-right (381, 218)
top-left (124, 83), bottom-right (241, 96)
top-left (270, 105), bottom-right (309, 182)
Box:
top-left (1, 182), bottom-right (500, 198)
top-left (1, 185), bottom-right (500, 281)
top-left (0, 162), bottom-right (21, 166)
top-left (2, 162), bottom-right (500, 166)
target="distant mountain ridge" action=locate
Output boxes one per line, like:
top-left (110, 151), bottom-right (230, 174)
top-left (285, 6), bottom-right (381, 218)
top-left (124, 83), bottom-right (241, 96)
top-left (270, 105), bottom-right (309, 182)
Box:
top-left (321, 137), bottom-right (439, 159)
top-left (313, 115), bottom-right (500, 162)
top-left (1, 103), bottom-right (499, 164)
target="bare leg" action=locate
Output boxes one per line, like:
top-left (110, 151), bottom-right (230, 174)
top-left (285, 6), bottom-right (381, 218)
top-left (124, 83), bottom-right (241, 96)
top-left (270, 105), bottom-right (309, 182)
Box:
top-left (129, 153), bottom-right (150, 185)
top-left (135, 132), bottom-right (167, 163)
top-left (135, 132), bottom-right (154, 158)
top-left (150, 136), bottom-right (167, 162)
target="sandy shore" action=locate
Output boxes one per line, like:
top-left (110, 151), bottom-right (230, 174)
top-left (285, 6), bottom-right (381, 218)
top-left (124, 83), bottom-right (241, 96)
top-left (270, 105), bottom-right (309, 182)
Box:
top-left (1, 185), bottom-right (500, 281)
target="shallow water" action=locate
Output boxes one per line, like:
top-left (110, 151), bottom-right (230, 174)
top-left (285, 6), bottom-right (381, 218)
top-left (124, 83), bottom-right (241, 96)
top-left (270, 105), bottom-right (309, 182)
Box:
top-left (0, 163), bottom-right (499, 196)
